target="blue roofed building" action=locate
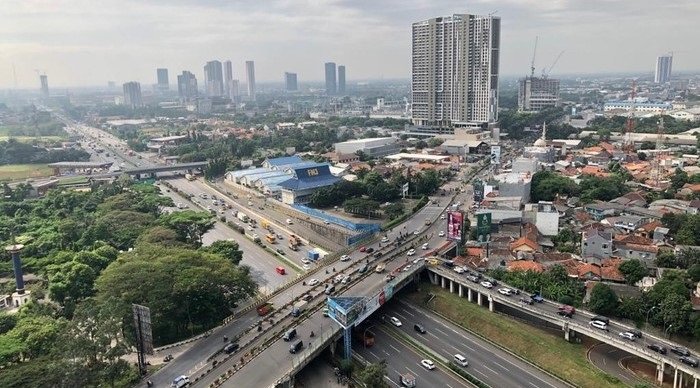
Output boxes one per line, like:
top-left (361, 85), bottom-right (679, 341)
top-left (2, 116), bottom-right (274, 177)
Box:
top-left (262, 155), bottom-right (304, 170)
top-left (279, 164), bottom-right (340, 204)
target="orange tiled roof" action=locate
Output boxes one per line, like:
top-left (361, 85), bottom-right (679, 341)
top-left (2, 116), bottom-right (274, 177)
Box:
top-left (507, 260), bottom-right (545, 273)
top-left (510, 237), bottom-right (540, 252)
top-left (681, 183), bottom-right (700, 193)
top-left (466, 247), bottom-right (484, 257)
top-left (580, 165), bottom-right (611, 177)
top-left (638, 220), bottom-right (663, 233)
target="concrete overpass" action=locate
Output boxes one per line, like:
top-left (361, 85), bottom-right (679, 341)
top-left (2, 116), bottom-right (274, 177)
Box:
top-left (427, 265), bottom-right (700, 388)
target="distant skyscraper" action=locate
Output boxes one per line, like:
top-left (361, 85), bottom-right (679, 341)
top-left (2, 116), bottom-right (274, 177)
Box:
top-left (122, 82), bottom-right (143, 108)
top-left (245, 61), bottom-right (256, 100)
top-left (518, 77), bottom-right (560, 112)
top-left (337, 65), bottom-right (346, 94)
top-left (654, 55), bottom-right (673, 84)
top-left (224, 60), bottom-right (233, 98)
top-left (231, 80), bottom-right (241, 102)
top-left (203, 60), bottom-right (224, 96)
top-left (177, 71), bottom-right (198, 102)
top-left (39, 74), bottom-right (49, 98)
top-left (285, 72), bottom-right (298, 91)
top-left (156, 68), bottom-right (169, 91)
top-left (325, 62), bottom-right (337, 95)
top-left (412, 14), bottom-right (500, 129)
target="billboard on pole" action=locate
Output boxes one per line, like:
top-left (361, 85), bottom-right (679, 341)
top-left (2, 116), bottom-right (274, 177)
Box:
top-left (476, 212), bottom-right (492, 242)
top-left (132, 304), bottom-right (154, 355)
top-left (447, 211), bottom-right (463, 242)
top-left (490, 145), bottom-right (501, 165)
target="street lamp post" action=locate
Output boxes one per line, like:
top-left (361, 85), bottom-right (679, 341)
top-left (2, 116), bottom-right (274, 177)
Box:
top-left (664, 324), bottom-right (673, 339)
top-left (646, 306), bottom-right (658, 327)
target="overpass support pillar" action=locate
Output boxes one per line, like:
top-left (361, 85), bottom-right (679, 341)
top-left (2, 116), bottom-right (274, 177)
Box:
top-left (440, 276), bottom-right (446, 289)
top-left (477, 291), bottom-right (482, 306)
top-left (467, 287), bottom-right (473, 302)
top-left (679, 371), bottom-right (683, 387)
top-left (449, 279), bottom-right (454, 294)
top-left (343, 327), bottom-right (352, 360)
top-left (564, 329), bottom-right (571, 342)
top-left (673, 367), bottom-right (678, 388)
top-left (458, 284), bottom-right (463, 298)
top-left (488, 295), bottom-right (494, 312)
top-left (694, 376), bottom-right (697, 388)
top-left (656, 362), bottom-right (665, 384)
top-left (330, 339), bottom-right (337, 357)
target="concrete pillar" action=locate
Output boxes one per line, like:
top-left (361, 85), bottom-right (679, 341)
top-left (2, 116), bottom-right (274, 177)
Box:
top-left (694, 376), bottom-right (697, 388)
top-left (564, 330), bottom-right (570, 342)
top-left (458, 284), bottom-right (463, 298)
top-left (449, 279), bottom-right (454, 294)
top-left (656, 362), bottom-right (665, 385)
top-left (674, 367), bottom-right (678, 388)
top-left (477, 292), bottom-right (482, 306)
top-left (488, 295), bottom-right (494, 312)
top-left (441, 276), bottom-right (446, 289)
top-left (468, 287), bottom-right (473, 302)
top-left (330, 339), bottom-right (336, 357)
top-left (680, 371), bottom-right (683, 387)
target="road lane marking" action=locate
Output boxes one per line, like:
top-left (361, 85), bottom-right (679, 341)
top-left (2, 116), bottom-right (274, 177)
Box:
top-left (368, 350), bottom-right (380, 360)
top-left (401, 308), bottom-right (415, 317)
top-left (483, 365), bottom-right (497, 375)
top-left (385, 375), bottom-right (401, 387)
top-left (493, 361), bottom-right (507, 370)
top-left (389, 344), bottom-right (401, 353)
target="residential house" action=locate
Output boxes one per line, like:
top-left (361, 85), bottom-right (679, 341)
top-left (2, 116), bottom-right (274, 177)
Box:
top-left (602, 215), bottom-right (648, 233)
top-left (510, 237), bottom-right (541, 254)
top-left (613, 235), bottom-right (658, 266)
top-left (506, 260), bottom-right (545, 273)
top-left (610, 192), bottom-right (648, 208)
top-left (584, 201), bottom-right (624, 221)
top-left (581, 226), bottom-right (613, 264)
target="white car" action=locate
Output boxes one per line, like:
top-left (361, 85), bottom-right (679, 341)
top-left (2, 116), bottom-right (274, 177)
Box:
top-left (589, 320), bottom-right (608, 331)
top-left (440, 214), bottom-right (447, 220)
top-left (308, 278), bottom-right (319, 286)
top-left (381, 236), bottom-right (389, 243)
top-left (403, 264), bottom-right (412, 272)
top-left (619, 332), bottom-right (636, 341)
top-left (497, 287), bottom-right (512, 296)
top-left (334, 274), bottom-right (344, 283)
top-left (301, 258), bottom-right (311, 265)
top-left (413, 230), bottom-right (419, 235)
top-left (420, 359), bottom-right (436, 370)
top-left (407, 249), bottom-right (416, 256)
top-left (438, 231), bottom-right (445, 237)
top-left (480, 281), bottom-right (494, 289)
top-left (170, 375), bottom-right (190, 388)
top-left (340, 255), bottom-right (350, 262)
top-left (303, 264), bottom-right (311, 271)
top-left (453, 267), bottom-right (466, 274)
top-left (421, 243), bottom-right (429, 250)
top-left (341, 275), bottom-right (351, 284)
top-left (390, 316), bottom-right (402, 327)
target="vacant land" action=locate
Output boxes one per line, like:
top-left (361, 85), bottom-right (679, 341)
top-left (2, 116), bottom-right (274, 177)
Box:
top-left (407, 284), bottom-right (627, 388)
top-left (0, 164), bottom-right (54, 181)
top-left (0, 135), bottom-right (64, 143)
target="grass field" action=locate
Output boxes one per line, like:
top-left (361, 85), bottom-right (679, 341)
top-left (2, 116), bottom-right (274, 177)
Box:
top-left (0, 164), bottom-right (54, 181)
top-left (407, 284), bottom-right (627, 388)
top-left (0, 135), bottom-right (64, 143)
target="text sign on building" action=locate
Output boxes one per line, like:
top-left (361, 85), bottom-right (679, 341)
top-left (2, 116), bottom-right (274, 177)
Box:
top-left (132, 304), bottom-right (154, 355)
top-left (476, 212), bottom-right (492, 243)
top-left (490, 145), bottom-right (501, 165)
top-left (447, 211), bottom-right (463, 242)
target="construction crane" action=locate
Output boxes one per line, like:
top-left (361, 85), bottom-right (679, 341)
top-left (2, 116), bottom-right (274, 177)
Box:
top-left (542, 50), bottom-right (564, 78)
top-left (529, 36), bottom-right (538, 77)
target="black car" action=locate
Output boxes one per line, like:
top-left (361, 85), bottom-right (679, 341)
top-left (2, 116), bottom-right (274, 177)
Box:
top-left (647, 343), bottom-right (667, 355)
top-left (414, 324), bottom-right (426, 334)
top-left (366, 247), bottom-right (375, 254)
top-left (301, 293), bottom-right (313, 302)
top-left (224, 342), bottom-right (240, 354)
top-left (276, 248), bottom-right (286, 255)
top-left (374, 251), bottom-right (382, 258)
top-left (671, 346), bottom-right (691, 357)
top-left (680, 356), bottom-right (699, 368)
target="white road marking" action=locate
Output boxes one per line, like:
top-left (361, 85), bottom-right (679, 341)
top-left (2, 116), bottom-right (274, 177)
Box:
top-left (368, 350), bottom-right (380, 360)
top-left (389, 344), bottom-right (401, 353)
top-left (482, 365), bottom-right (497, 375)
top-left (493, 361), bottom-right (507, 370)
top-left (401, 308), bottom-right (415, 317)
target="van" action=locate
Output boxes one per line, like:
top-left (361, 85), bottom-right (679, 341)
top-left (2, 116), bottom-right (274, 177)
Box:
top-left (276, 266), bottom-right (286, 275)
top-left (591, 315), bottom-right (610, 325)
top-left (289, 340), bottom-right (303, 354)
top-left (283, 328), bottom-right (297, 342)
top-left (454, 354), bottom-right (469, 367)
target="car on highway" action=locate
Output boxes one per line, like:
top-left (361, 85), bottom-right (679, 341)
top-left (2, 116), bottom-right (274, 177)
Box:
top-left (384, 274), bottom-right (395, 282)
top-left (671, 346), bottom-right (691, 357)
top-left (390, 316), bottom-right (402, 327)
top-left (413, 230), bottom-right (419, 235)
top-left (365, 247), bottom-right (374, 253)
top-left (557, 305), bottom-right (576, 318)
top-left (589, 320), bottom-right (609, 331)
top-left (224, 342), bottom-right (240, 354)
top-left (340, 255), bottom-right (350, 261)
top-left (170, 375), bottom-right (190, 388)
top-left (647, 343), bottom-right (667, 354)
top-left (420, 359), bottom-right (436, 370)
top-left (454, 354), bottom-right (469, 367)
top-left (680, 356), bottom-right (699, 368)
top-left (453, 266), bottom-right (465, 274)
top-left (308, 279), bottom-right (319, 286)
top-left (530, 294), bottom-right (544, 303)
top-left (302, 264), bottom-right (311, 270)
top-left (618, 332), bottom-right (636, 341)
top-left (276, 248), bottom-right (285, 255)
top-left (381, 236), bottom-right (389, 243)
top-left (403, 264), bottom-right (413, 272)
top-left (407, 249), bottom-right (416, 256)
top-left (341, 275), bottom-right (351, 284)
top-left (421, 243), bottom-right (429, 250)
top-left (414, 324), bottom-right (426, 334)
top-left (438, 231), bottom-right (445, 237)
top-left (467, 274), bottom-right (479, 282)
top-left (359, 246), bottom-right (367, 252)
top-left (334, 274), bottom-right (344, 283)
top-left (497, 287), bottom-right (513, 296)
top-left (480, 281), bottom-right (493, 289)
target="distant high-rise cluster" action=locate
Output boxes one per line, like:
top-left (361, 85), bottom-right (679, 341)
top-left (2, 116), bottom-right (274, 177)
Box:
top-left (204, 60), bottom-right (224, 96)
top-left (156, 68), bottom-right (169, 91)
top-left (285, 72), bottom-right (298, 91)
top-left (324, 62), bottom-right (346, 95)
top-left (411, 14), bottom-right (500, 129)
top-left (246, 61), bottom-right (256, 101)
top-left (654, 54), bottom-right (673, 84)
top-left (177, 71), bottom-right (198, 102)
top-left (39, 74), bottom-right (49, 98)
top-left (122, 81), bottom-right (143, 108)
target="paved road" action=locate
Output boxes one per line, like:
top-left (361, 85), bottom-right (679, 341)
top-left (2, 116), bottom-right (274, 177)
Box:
top-left (356, 324), bottom-right (473, 388)
top-left (588, 343), bottom-right (646, 386)
top-left (375, 299), bottom-right (566, 388)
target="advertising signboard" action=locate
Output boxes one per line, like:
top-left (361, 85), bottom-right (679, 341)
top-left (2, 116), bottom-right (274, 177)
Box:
top-left (490, 145), bottom-right (501, 165)
top-left (476, 212), bottom-right (492, 242)
top-left (447, 211), bottom-right (463, 242)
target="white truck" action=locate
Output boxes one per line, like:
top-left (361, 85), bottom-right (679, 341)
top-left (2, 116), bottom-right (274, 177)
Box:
top-left (237, 212), bottom-right (249, 223)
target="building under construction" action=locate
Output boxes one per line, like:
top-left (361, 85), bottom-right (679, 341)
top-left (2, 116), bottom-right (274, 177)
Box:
top-left (518, 76), bottom-right (560, 112)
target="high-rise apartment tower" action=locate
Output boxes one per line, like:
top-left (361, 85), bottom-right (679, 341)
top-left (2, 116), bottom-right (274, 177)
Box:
top-left (654, 55), bottom-right (673, 84)
top-left (156, 68), bottom-right (169, 91)
top-left (325, 62), bottom-right (337, 95)
top-left (39, 75), bottom-right (49, 98)
top-left (177, 71), bottom-right (198, 102)
top-left (245, 61), bottom-right (256, 100)
top-left (285, 72), bottom-right (298, 91)
top-left (204, 60), bottom-right (224, 96)
top-left (337, 65), bottom-right (346, 94)
top-left (224, 60), bottom-right (233, 97)
top-left (122, 82), bottom-right (143, 108)
top-left (411, 14), bottom-right (500, 130)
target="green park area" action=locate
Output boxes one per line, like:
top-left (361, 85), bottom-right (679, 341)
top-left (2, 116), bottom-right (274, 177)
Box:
top-left (0, 164), bottom-right (54, 181)
top-left (407, 284), bottom-right (628, 388)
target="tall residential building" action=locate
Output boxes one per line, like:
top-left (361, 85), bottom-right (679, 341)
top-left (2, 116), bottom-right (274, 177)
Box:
top-left (177, 71), bottom-right (198, 102)
top-left (231, 80), bottom-right (240, 102)
top-left (39, 74), bottom-right (49, 98)
top-left (325, 62), bottom-right (337, 95)
top-left (224, 60), bottom-right (233, 97)
top-left (245, 61), bottom-right (256, 100)
top-left (156, 68), bottom-right (169, 91)
top-left (518, 76), bottom-right (560, 112)
top-left (337, 65), bottom-right (346, 94)
top-left (411, 14), bottom-right (501, 130)
top-left (204, 60), bottom-right (224, 96)
top-left (654, 55), bottom-right (673, 84)
top-left (285, 72), bottom-right (298, 91)
top-left (122, 82), bottom-right (143, 108)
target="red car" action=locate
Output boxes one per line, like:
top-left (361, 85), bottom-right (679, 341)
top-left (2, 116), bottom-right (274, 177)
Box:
top-left (359, 246), bottom-right (367, 252)
top-left (276, 266), bottom-right (286, 275)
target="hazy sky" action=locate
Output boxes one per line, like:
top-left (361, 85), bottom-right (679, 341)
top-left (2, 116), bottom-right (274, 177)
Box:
top-left (1, 0), bottom-right (698, 88)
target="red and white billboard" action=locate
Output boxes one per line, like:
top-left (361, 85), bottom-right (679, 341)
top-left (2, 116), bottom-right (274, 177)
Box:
top-left (447, 211), bottom-right (463, 242)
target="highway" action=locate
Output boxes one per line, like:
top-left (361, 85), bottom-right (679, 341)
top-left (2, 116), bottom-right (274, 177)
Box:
top-left (588, 343), bottom-right (646, 386)
top-left (370, 300), bottom-right (565, 388)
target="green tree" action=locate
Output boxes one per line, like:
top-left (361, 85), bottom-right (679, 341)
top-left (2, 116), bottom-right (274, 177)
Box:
top-left (384, 202), bottom-right (405, 220)
top-left (618, 259), bottom-right (648, 285)
top-left (530, 171), bottom-right (579, 202)
top-left (688, 264), bottom-right (700, 283)
top-left (204, 240), bottom-right (244, 265)
top-left (670, 168), bottom-right (689, 191)
top-left (588, 283), bottom-right (619, 316)
top-left (659, 293), bottom-right (692, 335)
top-left (160, 210), bottom-right (215, 247)
top-left (358, 360), bottom-right (390, 388)
top-left (46, 261), bottom-right (97, 305)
